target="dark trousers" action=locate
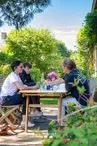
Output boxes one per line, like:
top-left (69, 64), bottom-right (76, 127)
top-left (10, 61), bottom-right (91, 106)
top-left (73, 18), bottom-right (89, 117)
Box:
top-left (1, 93), bottom-right (26, 115)
top-left (30, 96), bottom-right (41, 112)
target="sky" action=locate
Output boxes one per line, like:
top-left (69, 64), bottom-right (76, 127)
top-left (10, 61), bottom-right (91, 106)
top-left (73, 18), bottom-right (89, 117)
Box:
top-left (0, 0), bottom-right (93, 50)
top-left (29, 0), bottom-right (93, 50)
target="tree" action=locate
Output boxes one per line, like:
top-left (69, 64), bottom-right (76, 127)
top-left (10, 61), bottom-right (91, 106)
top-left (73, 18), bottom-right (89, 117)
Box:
top-left (85, 10), bottom-right (97, 44)
top-left (5, 28), bottom-right (65, 75)
top-left (0, 51), bottom-right (8, 65)
top-left (74, 9), bottom-right (97, 78)
top-left (56, 41), bottom-right (70, 59)
top-left (0, 0), bottom-right (51, 29)
top-left (72, 10), bottom-right (97, 78)
top-left (71, 25), bottom-right (94, 78)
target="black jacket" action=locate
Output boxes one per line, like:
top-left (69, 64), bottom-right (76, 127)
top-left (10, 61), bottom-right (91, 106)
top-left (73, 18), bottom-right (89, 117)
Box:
top-left (19, 70), bottom-right (36, 86)
top-left (62, 69), bottom-right (90, 106)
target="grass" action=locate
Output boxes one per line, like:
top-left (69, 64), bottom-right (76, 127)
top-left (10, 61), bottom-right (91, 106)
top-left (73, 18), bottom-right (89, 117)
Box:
top-left (40, 98), bottom-right (58, 104)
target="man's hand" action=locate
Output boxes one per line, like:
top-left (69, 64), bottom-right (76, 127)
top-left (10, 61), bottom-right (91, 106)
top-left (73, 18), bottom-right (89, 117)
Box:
top-left (43, 80), bottom-right (51, 85)
top-left (44, 78), bottom-right (65, 86)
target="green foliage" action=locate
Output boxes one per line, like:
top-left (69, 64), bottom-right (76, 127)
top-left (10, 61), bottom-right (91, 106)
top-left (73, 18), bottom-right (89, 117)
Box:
top-left (0, 64), bottom-right (11, 77)
top-left (0, 28), bottom-right (69, 78)
top-left (42, 84), bottom-right (97, 146)
top-left (0, 52), bottom-right (8, 65)
top-left (69, 78), bottom-right (79, 87)
top-left (42, 139), bottom-right (51, 146)
top-left (73, 25), bottom-right (94, 78)
top-left (2, 44), bottom-right (12, 56)
top-left (73, 10), bottom-right (97, 78)
top-left (40, 99), bottom-right (58, 104)
top-left (77, 86), bottom-right (85, 94)
top-left (85, 10), bottom-right (97, 40)
top-left (0, 47), bottom-right (14, 65)
top-left (30, 67), bottom-right (41, 82)
top-left (56, 41), bottom-right (70, 59)
top-left (42, 102), bottom-right (97, 146)
top-left (5, 28), bottom-right (68, 76)
top-left (0, 0), bottom-right (51, 29)
top-left (67, 102), bottom-right (76, 107)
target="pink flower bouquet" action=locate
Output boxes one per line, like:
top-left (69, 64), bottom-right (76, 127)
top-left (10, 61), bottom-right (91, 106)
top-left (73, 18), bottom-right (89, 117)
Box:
top-left (47, 72), bottom-right (56, 80)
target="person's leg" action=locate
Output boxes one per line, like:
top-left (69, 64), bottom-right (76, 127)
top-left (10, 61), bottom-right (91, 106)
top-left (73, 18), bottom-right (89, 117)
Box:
top-left (30, 96), bottom-right (41, 111)
top-left (30, 96), bottom-right (42, 116)
top-left (1, 93), bottom-right (25, 106)
top-left (20, 97), bottom-right (35, 128)
top-left (1, 93), bottom-right (26, 119)
top-left (36, 96), bottom-right (41, 112)
top-left (29, 97), bottom-right (37, 112)
top-left (60, 97), bottom-right (81, 126)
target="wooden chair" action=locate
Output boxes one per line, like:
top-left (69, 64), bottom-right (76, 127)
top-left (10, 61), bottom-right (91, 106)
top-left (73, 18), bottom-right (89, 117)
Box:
top-left (0, 105), bottom-right (20, 128)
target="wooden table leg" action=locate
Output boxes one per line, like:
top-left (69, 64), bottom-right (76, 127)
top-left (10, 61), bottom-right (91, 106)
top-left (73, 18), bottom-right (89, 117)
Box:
top-left (58, 94), bottom-right (62, 124)
top-left (25, 96), bottom-right (29, 132)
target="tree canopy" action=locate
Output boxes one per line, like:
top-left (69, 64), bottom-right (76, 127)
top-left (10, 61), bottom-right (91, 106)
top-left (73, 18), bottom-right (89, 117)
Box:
top-left (85, 10), bottom-right (97, 38)
top-left (73, 26), bottom-right (94, 78)
top-left (2, 28), bottom-right (69, 76)
top-left (0, 0), bottom-right (51, 29)
top-left (73, 10), bottom-right (97, 78)
top-left (56, 41), bottom-right (70, 58)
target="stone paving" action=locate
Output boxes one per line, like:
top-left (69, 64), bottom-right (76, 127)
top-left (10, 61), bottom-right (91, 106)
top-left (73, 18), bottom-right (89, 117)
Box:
top-left (0, 108), bottom-right (58, 146)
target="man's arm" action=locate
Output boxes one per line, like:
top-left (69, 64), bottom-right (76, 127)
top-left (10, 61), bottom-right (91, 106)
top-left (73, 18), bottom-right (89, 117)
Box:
top-left (44, 78), bottom-right (65, 86)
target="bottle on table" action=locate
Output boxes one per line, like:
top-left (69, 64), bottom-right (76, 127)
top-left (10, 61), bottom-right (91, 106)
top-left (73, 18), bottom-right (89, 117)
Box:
top-left (40, 73), bottom-right (45, 90)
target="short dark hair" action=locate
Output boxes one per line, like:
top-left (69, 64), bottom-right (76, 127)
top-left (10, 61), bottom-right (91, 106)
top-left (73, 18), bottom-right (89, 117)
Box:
top-left (23, 62), bottom-right (32, 69)
top-left (11, 60), bottom-right (22, 71)
top-left (63, 58), bottom-right (76, 70)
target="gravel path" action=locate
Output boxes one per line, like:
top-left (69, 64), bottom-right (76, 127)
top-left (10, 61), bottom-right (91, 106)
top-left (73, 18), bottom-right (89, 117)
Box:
top-left (0, 108), bottom-right (58, 146)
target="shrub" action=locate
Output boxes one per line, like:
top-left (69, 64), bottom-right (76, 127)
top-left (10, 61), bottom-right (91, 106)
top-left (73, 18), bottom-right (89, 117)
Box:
top-left (0, 64), bottom-right (11, 77)
top-left (42, 101), bottom-right (97, 146)
top-left (0, 52), bottom-right (8, 65)
top-left (30, 67), bottom-right (41, 82)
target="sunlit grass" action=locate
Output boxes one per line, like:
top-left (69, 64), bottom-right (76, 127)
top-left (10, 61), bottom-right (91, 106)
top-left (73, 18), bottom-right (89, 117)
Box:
top-left (40, 99), bottom-right (58, 104)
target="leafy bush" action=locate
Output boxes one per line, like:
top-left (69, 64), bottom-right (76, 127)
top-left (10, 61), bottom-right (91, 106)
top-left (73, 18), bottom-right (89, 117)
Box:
top-left (0, 64), bottom-right (11, 77)
top-left (5, 28), bottom-right (68, 75)
top-left (0, 49), bottom-right (14, 65)
top-left (42, 100), bottom-right (97, 146)
top-left (30, 67), bottom-right (41, 82)
top-left (0, 52), bottom-right (8, 65)
top-left (42, 139), bottom-right (51, 146)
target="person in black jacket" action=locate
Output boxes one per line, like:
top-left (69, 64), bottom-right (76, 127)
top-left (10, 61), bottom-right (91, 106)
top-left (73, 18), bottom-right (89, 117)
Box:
top-left (44, 58), bottom-right (90, 126)
top-left (19, 62), bottom-right (42, 117)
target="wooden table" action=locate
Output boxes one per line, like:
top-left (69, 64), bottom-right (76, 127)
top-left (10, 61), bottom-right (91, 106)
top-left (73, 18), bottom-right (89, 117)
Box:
top-left (19, 90), bottom-right (65, 132)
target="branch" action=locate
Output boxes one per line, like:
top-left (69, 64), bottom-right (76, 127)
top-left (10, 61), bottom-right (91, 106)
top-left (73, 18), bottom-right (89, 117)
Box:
top-left (64, 105), bottom-right (97, 119)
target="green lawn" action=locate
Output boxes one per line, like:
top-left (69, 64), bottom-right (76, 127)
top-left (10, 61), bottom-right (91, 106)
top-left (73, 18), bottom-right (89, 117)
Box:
top-left (40, 98), bottom-right (58, 104)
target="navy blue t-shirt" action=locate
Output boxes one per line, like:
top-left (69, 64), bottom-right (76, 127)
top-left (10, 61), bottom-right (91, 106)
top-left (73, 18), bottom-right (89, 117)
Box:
top-left (62, 69), bottom-right (90, 106)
